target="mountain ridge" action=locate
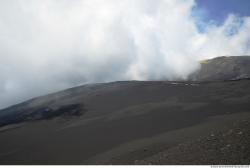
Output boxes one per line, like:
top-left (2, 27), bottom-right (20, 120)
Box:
top-left (189, 56), bottom-right (250, 81)
top-left (1, 56), bottom-right (250, 127)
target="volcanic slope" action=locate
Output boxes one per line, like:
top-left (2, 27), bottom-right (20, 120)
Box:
top-left (0, 79), bottom-right (250, 164)
top-left (0, 56), bottom-right (250, 164)
top-left (189, 56), bottom-right (250, 81)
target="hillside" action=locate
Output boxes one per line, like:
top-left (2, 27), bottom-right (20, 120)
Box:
top-left (0, 56), bottom-right (250, 164)
top-left (189, 56), bottom-right (250, 81)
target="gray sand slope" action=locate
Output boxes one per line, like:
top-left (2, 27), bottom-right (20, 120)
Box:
top-left (0, 56), bottom-right (250, 164)
top-left (0, 79), bottom-right (250, 164)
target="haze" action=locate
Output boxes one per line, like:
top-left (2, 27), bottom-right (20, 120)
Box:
top-left (1, 0), bottom-right (250, 109)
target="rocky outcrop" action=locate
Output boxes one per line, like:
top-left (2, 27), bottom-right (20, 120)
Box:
top-left (189, 56), bottom-right (250, 81)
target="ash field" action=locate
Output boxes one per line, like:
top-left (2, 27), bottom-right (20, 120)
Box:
top-left (0, 56), bottom-right (250, 165)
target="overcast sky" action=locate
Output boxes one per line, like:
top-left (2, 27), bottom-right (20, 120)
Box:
top-left (0, 0), bottom-right (250, 109)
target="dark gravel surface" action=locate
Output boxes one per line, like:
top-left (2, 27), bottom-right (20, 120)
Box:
top-left (0, 79), bottom-right (250, 164)
top-left (137, 119), bottom-right (250, 165)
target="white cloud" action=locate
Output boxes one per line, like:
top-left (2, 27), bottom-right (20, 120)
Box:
top-left (0, 0), bottom-right (250, 109)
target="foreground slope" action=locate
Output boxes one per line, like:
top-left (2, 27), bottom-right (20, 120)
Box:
top-left (0, 79), bottom-right (250, 164)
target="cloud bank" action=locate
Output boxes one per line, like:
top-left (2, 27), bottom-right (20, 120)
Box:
top-left (0, 0), bottom-right (250, 109)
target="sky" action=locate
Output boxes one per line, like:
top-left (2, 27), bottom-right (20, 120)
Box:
top-left (196, 0), bottom-right (250, 23)
top-left (0, 0), bottom-right (250, 109)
